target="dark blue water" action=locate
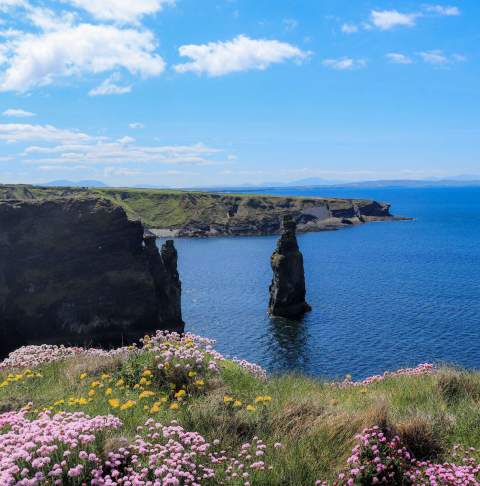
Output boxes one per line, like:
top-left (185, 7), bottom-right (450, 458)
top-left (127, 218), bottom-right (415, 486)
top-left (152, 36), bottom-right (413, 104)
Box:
top-left (159, 188), bottom-right (480, 380)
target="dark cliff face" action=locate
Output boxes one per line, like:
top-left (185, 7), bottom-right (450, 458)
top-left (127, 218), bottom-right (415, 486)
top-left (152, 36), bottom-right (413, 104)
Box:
top-left (268, 217), bottom-right (312, 319)
top-left (0, 197), bottom-right (183, 357)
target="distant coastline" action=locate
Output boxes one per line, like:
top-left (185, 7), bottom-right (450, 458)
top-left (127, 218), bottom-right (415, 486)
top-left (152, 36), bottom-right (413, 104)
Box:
top-left (0, 184), bottom-right (398, 238)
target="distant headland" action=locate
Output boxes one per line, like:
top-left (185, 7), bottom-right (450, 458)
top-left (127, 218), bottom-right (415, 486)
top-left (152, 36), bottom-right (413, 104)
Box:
top-left (0, 184), bottom-right (401, 238)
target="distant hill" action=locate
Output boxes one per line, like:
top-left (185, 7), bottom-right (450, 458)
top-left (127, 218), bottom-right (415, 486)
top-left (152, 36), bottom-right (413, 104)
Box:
top-left (332, 179), bottom-right (480, 188)
top-left (41, 180), bottom-right (108, 188)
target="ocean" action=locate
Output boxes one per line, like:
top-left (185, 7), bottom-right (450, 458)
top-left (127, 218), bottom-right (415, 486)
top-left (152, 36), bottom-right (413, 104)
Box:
top-left (158, 187), bottom-right (480, 381)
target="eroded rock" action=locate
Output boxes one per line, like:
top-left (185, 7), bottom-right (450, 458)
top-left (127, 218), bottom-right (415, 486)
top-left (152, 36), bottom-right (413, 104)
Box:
top-left (0, 197), bottom-right (184, 357)
top-left (268, 216), bottom-right (312, 318)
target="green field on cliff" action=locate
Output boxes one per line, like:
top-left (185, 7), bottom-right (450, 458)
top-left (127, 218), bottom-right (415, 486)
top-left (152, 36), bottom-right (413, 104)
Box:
top-left (0, 184), bottom-right (377, 230)
top-left (1, 332), bottom-right (480, 485)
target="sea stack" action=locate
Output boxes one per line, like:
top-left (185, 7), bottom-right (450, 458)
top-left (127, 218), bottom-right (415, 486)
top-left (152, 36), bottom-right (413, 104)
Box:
top-left (268, 215), bottom-right (311, 318)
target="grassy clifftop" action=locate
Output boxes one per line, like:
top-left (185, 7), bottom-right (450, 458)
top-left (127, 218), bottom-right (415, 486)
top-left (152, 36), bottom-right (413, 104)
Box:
top-left (1, 331), bottom-right (479, 485)
top-left (0, 184), bottom-right (393, 236)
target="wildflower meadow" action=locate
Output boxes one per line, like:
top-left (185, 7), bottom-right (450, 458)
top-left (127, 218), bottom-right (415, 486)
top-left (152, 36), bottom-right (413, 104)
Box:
top-left (2, 331), bottom-right (480, 485)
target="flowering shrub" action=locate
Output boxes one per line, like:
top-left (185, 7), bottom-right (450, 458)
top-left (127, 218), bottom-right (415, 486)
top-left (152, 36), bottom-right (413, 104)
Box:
top-left (0, 409), bottom-right (122, 485)
top-left (317, 427), bottom-right (480, 485)
top-left (0, 409), bottom-right (278, 485)
top-left (90, 418), bottom-right (274, 485)
top-left (337, 363), bottom-right (435, 388)
top-left (0, 343), bottom-right (135, 371)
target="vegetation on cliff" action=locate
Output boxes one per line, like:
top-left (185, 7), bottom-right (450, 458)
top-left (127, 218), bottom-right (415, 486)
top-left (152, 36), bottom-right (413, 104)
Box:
top-left (1, 331), bottom-right (480, 485)
top-left (0, 184), bottom-right (393, 236)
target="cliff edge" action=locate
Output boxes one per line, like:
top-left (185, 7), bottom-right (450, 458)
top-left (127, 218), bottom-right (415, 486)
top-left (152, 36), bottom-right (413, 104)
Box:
top-left (0, 185), bottom-right (396, 237)
top-left (0, 197), bottom-right (183, 357)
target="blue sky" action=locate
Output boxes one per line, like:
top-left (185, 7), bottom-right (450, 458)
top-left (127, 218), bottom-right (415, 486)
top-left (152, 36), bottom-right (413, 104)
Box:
top-left (0, 0), bottom-right (478, 187)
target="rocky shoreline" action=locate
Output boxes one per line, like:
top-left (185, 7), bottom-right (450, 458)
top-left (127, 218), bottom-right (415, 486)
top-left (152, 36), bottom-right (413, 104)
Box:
top-left (0, 184), bottom-right (402, 238)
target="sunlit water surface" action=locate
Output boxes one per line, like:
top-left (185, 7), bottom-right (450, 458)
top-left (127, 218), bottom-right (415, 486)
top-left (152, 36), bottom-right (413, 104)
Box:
top-left (158, 187), bottom-right (480, 380)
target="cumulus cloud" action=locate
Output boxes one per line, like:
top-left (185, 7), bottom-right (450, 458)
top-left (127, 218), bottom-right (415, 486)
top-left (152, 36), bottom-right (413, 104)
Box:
top-left (129, 122), bottom-right (145, 129)
top-left (341, 23), bottom-right (359, 34)
top-left (174, 35), bottom-right (311, 76)
top-left (89, 73), bottom-right (132, 96)
top-left (370, 10), bottom-right (420, 30)
top-left (0, 0), bottom-right (27, 11)
top-left (0, 123), bottom-right (92, 143)
top-left (0, 121), bottom-right (223, 168)
top-left (24, 140), bottom-right (222, 166)
top-left (322, 58), bottom-right (367, 70)
top-left (424, 5), bottom-right (460, 16)
top-left (386, 53), bottom-right (413, 64)
top-left (66, 0), bottom-right (175, 23)
top-left (0, 24), bottom-right (165, 92)
top-left (3, 108), bottom-right (36, 117)
top-left (418, 50), bottom-right (465, 65)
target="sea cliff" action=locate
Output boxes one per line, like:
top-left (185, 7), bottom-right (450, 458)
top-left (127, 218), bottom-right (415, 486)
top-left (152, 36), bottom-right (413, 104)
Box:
top-left (0, 184), bottom-right (395, 237)
top-left (0, 197), bottom-right (183, 357)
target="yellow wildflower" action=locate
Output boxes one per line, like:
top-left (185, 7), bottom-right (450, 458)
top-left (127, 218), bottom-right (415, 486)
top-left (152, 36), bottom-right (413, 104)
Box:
top-left (108, 398), bottom-right (120, 409)
top-left (169, 403), bottom-right (179, 410)
top-left (78, 397), bottom-right (88, 405)
top-left (142, 369), bottom-right (152, 377)
top-left (88, 389), bottom-right (95, 397)
top-left (246, 405), bottom-right (256, 412)
top-left (139, 390), bottom-right (155, 399)
top-left (233, 400), bottom-right (242, 407)
top-left (194, 379), bottom-right (205, 386)
top-left (223, 395), bottom-right (233, 403)
top-left (120, 400), bottom-right (136, 411)
top-left (255, 395), bottom-right (272, 403)
top-left (90, 381), bottom-right (101, 388)
top-left (53, 399), bottom-right (65, 406)
top-left (188, 371), bottom-right (197, 378)
top-left (105, 387), bottom-right (113, 396)
top-left (116, 379), bottom-right (125, 387)
top-left (79, 373), bottom-right (88, 380)
top-left (175, 389), bottom-right (186, 400)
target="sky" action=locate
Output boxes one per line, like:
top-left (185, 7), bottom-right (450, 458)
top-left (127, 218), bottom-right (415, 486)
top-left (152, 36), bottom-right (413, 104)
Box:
top-left (0, 0), bottom-right (478, 187)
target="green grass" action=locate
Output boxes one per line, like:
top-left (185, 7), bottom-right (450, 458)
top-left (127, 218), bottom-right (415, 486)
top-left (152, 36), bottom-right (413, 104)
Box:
top-left (0, 184), bottom-right (375, 230)
top-left (2, 354), bottom-right (480, 485)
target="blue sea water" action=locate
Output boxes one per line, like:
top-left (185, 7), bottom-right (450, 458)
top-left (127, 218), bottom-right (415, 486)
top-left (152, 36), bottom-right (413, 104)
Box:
top-left (158, 187), bottom-right (480, 380)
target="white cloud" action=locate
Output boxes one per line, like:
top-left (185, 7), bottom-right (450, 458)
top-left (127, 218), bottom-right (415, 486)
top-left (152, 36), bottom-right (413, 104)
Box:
top-left (24, 140), bottom-right (222, 166)
top-left (89, 73), bottom-right (132, 96)
top-left (386, 53), bottom-right (413, 65)
top-left (370, 10), bottom-right (420, 30)
top-left (0, 0), bottom-right (27, 11)
top-left (0, 24), bottom-right (165, 92)
top-left (129, 122), bottom-right (144, 129)
top-left (341, 23), bottom-right (359, 34)
top-left (418, 50), bottom-right (465, 65)
top-left (322, 58), bottom-right (367, 70)
top-left (174, 35), bottom-right (311, 76)
top-left (65, 0), bottom-right (175, 23)
top-left (0, 123), bottom-right (92, 143)
top-left (424, 5), bottom-right (460, 16)
top-left (0, 122), bottom-right (223, 167)
top-left (3, 108), bottom-right (36, 117)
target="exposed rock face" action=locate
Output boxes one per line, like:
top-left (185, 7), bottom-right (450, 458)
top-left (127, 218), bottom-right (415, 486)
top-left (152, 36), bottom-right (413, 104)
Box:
top-left (0, 185), bottom-right (397, 238)
top-left (0, 197), bottom-right (183, 357)
top-left (268, 216), bottom-right (312, 319)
